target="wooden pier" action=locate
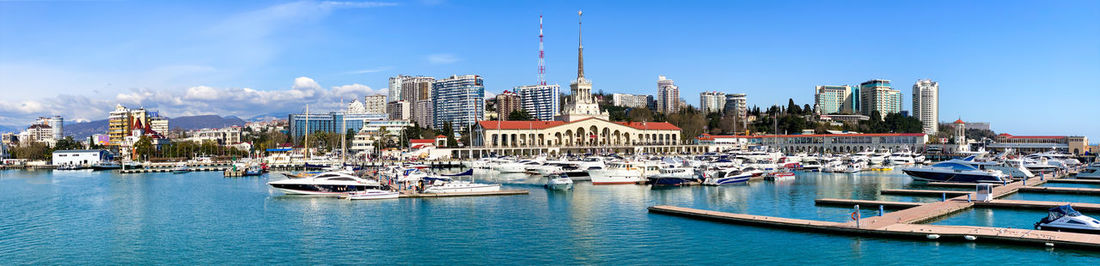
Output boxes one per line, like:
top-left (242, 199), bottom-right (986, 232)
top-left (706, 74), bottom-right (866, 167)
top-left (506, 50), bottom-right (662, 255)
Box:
top-left (814, 198), bottom-right (923, 209)
top-left (398, 190), bottom-right (528, 198)
top-left (650, 172), bottom-right (1100, 250)
top-left (119, 167), bottom-right (229, 174)
top-left (1046, 179), bottom-right (1100, 185)
top-left (1017, 186), bottom-right (1100, 195)
top-left (923, 182), bottom-right (1000, 188)
top-left (879, 189), bottom-right (971, 197)
top-left (649, 205), bottom-right (1100, 249)
top-left (974, 200), bottom-right (1100, 212)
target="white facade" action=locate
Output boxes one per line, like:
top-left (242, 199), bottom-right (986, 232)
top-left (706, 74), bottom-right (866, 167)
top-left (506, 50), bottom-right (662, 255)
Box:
top-left (150, 117), bottom-right (169, 136)
top-left (52, 150), bottom-right (112, 166)
top-left (515, 84), bottom-right (561, 121)
top-left (364, 95), bottom-right (386, 114)
top-left (723, 93), bottom-right (748, 116)
top-left (611, 93), bottom-right (650, 108)
top-left (912, 79), bottom-right (939, 135)
top-left (699, 91), bottom-right (726, 113)
top-left (347, 99), bottom-right (367, 114)
top-left (656, 75), bottom-right (679, 114)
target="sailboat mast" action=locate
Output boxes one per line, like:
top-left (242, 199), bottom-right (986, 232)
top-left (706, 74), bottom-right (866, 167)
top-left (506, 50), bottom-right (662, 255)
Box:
top-left (305, 104), bottom-right (311, 160)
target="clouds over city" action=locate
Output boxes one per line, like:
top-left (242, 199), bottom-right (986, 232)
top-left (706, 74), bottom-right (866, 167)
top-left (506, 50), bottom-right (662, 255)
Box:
top-left (0, 77), bottom-right (386, 126)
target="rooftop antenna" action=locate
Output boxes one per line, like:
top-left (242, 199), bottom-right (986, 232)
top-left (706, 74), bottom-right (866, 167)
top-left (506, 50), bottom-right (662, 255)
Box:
top-left (538, 15), bottom-right (546, 86)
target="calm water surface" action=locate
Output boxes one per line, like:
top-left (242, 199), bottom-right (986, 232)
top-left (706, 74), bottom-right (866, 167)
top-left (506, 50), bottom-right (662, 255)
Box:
top-left (1, 169), bottom-right (1097, 264)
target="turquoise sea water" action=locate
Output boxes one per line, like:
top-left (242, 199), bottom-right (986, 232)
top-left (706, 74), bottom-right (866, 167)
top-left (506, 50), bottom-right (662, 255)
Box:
top-left (1, 169), bottom-right (1098, 264)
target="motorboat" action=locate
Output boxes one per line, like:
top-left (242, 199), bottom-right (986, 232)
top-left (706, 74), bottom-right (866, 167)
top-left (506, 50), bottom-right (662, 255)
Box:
top-left (901, 159), bottom-right (1009, 183)
top-left (800, 160), bottom-right (823, 172)
top-left (544, 174), bottom-right (574, 190)
top-left (765, 170), bottom-right (795, 181)
top-left (888, 152), bottom-right (915, 166)
top-left (702, 167), bottom-right (752, 186)
top-left (1034, 205), bottom-right (1100, 234)
top-left (171, 164), bottom-right (190, 174)
top-left (422, 177), bottom-right (501, 193)
top-left (1077, 166), bottom-right (1100, 179)
top-left (589, 161), bottom-right (658, 185)
top-left (341, 189), bottom-right (400, 200)
top-left (843, 162), bottom-right (865, 173)
top-left (646, 168), bottom-right (699, 186)
top-left (267, 171), bottom-right (384, 196)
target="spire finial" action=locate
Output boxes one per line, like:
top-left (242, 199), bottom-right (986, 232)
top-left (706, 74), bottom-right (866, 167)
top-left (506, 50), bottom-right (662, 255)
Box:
top-left (577, 10), bottom-right (584, 79)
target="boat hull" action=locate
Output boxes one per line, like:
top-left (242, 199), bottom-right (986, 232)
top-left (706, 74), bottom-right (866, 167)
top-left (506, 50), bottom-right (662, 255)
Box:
top-left (269, 184), bottom-right (377, 195)
top-left (902, 169), bottom-right (1005, 183)
top-left (649, 177), bottom-right (700, 186)
top-left (589, 169), bottom-right (643, 185)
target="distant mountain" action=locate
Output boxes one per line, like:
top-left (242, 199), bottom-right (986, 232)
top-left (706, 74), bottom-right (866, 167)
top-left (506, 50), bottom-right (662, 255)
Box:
top-left (169, 115), bottom-right (247, 130)
top-left (63, 115), bottom-right (248, 139)
top-left (0, 124), bottom-right (24, 134)
top-left (248, 112), bottom-right (289, 122)
top-left (65, 119), bottom-right (109, 139)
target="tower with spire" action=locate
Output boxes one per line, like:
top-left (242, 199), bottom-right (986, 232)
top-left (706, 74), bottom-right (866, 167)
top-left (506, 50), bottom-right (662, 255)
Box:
top-left (557, 10), bottom-right (608, 122)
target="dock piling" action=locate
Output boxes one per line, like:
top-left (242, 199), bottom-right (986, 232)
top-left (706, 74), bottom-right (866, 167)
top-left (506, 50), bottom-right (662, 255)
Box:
top-left (879, 205), bottom-right (884, 216)
top-left (854, 205), bottom-right (860, 228)
top-left (942, 192), bottom-right (946, 202)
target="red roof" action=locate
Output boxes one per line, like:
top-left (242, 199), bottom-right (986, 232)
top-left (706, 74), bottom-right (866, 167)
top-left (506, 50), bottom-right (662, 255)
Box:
top-left (410, 139), bottom-right (435, 144)
top-left (614, 121), bottom-right (681, 130)
top-left (997, 133), bottom-right (1066, 139)
top-left (435, 135), bottom-right (446, 138)
top-left (731, 133), bottom-right (926, 139)
top-left (696, 134), bottom-right (738, 140)
top-left (477, 119), bottom-right (680, 131)
top-left (478, 120), bottom-right (567, 130)
top-left (954, 119), bottom-right (965, 124)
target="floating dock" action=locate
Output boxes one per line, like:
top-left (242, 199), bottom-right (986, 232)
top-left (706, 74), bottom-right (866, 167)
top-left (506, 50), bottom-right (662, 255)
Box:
top-left (813, 198), bottom-right (923, 209)
top-left (1046, 179), bottom-right (1100, 184)
top-left (973, 200), bottom-right (1100, 212)
top-left (119, 167), bottom-right (229, 174)
top-left (399, 190), bottom-right (528, 198)
top-left (1017, 186), bottom-right (1100, 195)
top-left (923, 182), bottom-right (1000, 188)
top-left (879, 189), bottom-right (971, 197)
top-left (650, 173), bottom-right (1100, 250)
top-left (648, 205), bottom-right (1100, 249)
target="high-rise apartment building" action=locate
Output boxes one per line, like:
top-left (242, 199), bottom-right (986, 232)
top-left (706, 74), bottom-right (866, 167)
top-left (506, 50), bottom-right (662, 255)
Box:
top-left (699, 91), bottom-right (726, 114)
top-left (814, 85), bottom-right (855, 115)
top-left (859, 79), bottom-right (903, 118)
top-left (496, 90), bottom-right (521, 119)
top-left (363, 95), bottom-right (386, 114)
top-left (387, 101), bottom-right (411, 121)
top-left (389, 75), bottom-right (435, 126)
top-left (514, 84), bottom-right (561, 121)
top-left (388, 76), bottom-right (404, 103)
top-left (432, 74), bottom-right (485, 129)
top-left (723, 93), bottom-right (748, 117)
top-left (35, 116), bottom-right (64, 140)
top-left (912, 79), bottom-right (939, 135)
top-left (656, 75), bottom-right (679, 114)
top-left (610, 93), bottom-right (650, 109)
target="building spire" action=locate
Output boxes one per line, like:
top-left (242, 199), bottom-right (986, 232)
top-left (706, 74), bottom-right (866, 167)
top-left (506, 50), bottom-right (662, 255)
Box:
top-left (577, 10), bottom-right (584, 80)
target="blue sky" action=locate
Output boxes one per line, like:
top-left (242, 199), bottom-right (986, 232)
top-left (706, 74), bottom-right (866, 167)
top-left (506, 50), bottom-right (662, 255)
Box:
top-left (1, 0), bottom-right (1097, 141)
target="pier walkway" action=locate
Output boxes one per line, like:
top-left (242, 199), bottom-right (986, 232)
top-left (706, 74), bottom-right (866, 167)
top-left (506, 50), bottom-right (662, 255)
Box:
top-left (650, 173), bottom-right (1100, 250)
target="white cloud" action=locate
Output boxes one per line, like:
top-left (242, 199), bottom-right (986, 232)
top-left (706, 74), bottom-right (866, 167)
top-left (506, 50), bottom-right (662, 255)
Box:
top-left (293, 76), bottom-right (322, 90)
top-left (427, 53), bottom-right (460, 64)
top-left (0, 77), bottom-right (389, 126)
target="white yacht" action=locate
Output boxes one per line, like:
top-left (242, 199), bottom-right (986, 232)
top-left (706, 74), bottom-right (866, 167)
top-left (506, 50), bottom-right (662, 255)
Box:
top-left (544, 174), bottom-right (574, 190)
top-left (267, 171), bottom-right (383, 196)
top-left (1077, 165), bottom-right (1100, 179)
top-left (589, 161), bottom-right (658, 185)
top-left (341, 190), bottom-right (400, 200)
top-left (421, 177), bottom-right (501, 193)
top-left (1034, 205), bottom-right (1100, 234)
top-left (888, 151), bottom-right (915, 166)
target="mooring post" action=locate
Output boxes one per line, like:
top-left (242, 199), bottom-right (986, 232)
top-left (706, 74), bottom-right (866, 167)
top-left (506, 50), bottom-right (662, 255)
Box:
top-left (942, 192), bottom-right (946, 202)
top-left (879, 205), bottom-right (884, 216)
top-left (855, 205), bottom-right (861, 228)
top-left (967, 194), bottom-right (971, 203)
top-left (1023, 178), bottom-right (1027, 186)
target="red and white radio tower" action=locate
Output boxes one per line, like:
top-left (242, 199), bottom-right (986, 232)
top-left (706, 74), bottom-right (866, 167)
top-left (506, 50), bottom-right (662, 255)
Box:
top-left (537, 15), bottom-right (546, 86)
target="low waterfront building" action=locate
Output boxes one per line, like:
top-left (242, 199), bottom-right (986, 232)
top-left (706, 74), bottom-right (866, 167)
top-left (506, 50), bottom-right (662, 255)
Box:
top-left (186, 127), bottom-right (243, 145)
top-left (730, 133), bottom-right (927, 154)
top-left (51, 149), bottom-right (113, 166)
top-left (694, 134), bottom-right (750, 152)
top-left (988, 133), bottom-right (1089, 155)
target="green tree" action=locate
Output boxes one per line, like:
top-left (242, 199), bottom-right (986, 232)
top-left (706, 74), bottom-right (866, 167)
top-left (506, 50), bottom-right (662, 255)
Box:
top-left (508, 110), bottom-right (533, 121)
top-left (628, 107), bottom-right (655, 123)
top-left (54, 137), bottom-right (83, 150)
top-left (442, 122), bottom-right (457, 147)
top-left (134, 136), bottom-right (154, 161)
